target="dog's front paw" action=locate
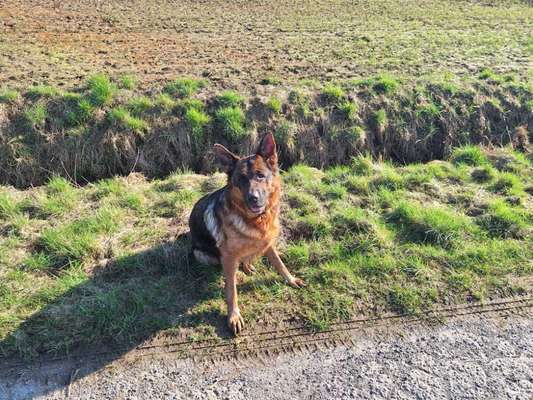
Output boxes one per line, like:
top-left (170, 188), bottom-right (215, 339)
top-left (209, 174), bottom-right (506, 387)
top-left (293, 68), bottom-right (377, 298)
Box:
top-left (287, 277), bottom-right (306, 288)
top-left (227, 309), bottom-right (244, 335)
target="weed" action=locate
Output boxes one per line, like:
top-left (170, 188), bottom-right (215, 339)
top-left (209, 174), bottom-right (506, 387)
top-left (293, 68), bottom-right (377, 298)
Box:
top-left (490, 172), bottom-right (524, 196)
top-left (260, 76), bottom-right (281, 85)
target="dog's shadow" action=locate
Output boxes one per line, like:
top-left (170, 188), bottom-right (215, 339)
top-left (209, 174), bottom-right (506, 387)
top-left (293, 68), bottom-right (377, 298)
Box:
top-left (0, 232), bottom-right (235, 396)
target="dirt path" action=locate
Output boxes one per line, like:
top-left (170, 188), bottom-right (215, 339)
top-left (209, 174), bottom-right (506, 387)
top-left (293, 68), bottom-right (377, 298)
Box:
top-left (1, 302), bottom-right (531, 400)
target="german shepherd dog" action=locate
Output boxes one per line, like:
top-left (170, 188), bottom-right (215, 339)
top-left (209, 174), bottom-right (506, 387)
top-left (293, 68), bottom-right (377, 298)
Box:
top-left (189, 133), bottom-right (305, 334)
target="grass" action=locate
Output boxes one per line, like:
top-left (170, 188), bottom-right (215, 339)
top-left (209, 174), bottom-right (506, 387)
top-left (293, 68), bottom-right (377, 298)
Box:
top-left (451, 145), bottom-right (488, 166)
top-left (164, 78), bottom-right (205, 98)
top-left (215, 106), bottom-right (246, 140)
top-left (87, 73), bottom-right (116, 107)
top-left (184, 107), bottom-right (210, 139)
top-left (0, 145), bottom-right (531, 359)
top-left (0, 88), bottom-right (19, 103)
top-left (108, 107), bottom-right (148, 135)
top-left (24, 103), bottom-right (47, 127)
top-left (216, 90), bottom-right (245, 108)
top-left (266, 96), bottom-right (282, 114)
top-left (321, 84), bottom-right (345, 103)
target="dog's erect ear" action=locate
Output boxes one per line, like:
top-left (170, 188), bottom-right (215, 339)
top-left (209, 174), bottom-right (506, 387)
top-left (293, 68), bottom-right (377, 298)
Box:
top-left (213, 144), bottom-right (239, 173)
top-left (257, 133), bottom-right (278, 166)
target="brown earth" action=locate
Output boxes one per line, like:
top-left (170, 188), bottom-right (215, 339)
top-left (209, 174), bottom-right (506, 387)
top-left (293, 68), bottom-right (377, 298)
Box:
top-left (1, 0), bottom-right (531, 90)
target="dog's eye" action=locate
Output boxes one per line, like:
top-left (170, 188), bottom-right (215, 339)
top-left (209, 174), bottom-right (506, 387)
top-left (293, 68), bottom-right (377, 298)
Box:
top-left (256, 172), bottom-right (265, 180)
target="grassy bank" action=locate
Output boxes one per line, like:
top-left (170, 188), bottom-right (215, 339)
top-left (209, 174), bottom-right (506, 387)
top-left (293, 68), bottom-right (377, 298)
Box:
top-left (0, 145), bottom-right (532, 359)
top-left (0, 72), bottom-right (531, 187)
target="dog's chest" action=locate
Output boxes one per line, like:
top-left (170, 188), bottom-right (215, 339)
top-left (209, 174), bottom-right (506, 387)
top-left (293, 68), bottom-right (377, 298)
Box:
top-left (221, 212), bottom-right (279, 257)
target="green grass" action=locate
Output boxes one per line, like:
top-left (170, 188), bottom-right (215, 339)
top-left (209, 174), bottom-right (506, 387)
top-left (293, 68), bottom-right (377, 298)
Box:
top-left (338, 101), bottom-right (358, 121)
top-left (154, 93), bottom-right (176, 110)
top-left (451, 145), bottom-right (489, 166)
top-left (27, 85), bottom-right (61, 99)
top-left (184, 107), bottom-right (210, 138)
top-left (215, 106), bottom-right (246, 140)
top-left (87, 73), bottom-right (116, 107)
top-left (358, 74), bottom-right (400, 94)
top-left (0, 88), bottom-right (20, 103)
top-left (321, 84), bottom-right (346, 103)
top-left (216, 90), bottom-right (245, 108)
top-left (164, 78), bottom-right (205, 98)
top-left (119, 75), bottom-right (136, 90)
top-left (266, 96), bottom-right (282, 114)
top-left (24, 104), bottom-right (47, 127)
top-left (128, 96), bottom-right (152, 116)
top-left (108, 107), bottom-right (149, 134)
top-left (0, 146), bottom-right (531, 359)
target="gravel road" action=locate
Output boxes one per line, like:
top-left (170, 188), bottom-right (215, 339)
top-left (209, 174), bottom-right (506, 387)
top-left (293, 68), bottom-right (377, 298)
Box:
top-left (1, 312), bottom-right (532, 400)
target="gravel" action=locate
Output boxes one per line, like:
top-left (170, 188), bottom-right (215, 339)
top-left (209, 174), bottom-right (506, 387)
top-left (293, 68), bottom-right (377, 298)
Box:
top-left (1, 313), bottom-right (532, 399)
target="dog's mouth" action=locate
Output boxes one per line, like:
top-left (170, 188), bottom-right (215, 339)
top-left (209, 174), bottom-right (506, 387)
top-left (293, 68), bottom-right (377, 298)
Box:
top-left (247, 203), bottom-right (266, 214)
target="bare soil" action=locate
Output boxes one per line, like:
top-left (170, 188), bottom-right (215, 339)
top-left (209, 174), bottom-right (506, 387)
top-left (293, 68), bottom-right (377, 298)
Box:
top-left (1, 0), bottom-right (531, 90)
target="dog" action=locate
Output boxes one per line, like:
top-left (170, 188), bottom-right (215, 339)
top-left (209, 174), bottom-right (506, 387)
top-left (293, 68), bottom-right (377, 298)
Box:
top-left (188, 133), bottom-right (305, 334)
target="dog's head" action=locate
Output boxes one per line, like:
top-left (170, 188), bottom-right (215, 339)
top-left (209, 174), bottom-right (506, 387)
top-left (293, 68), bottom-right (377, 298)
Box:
top-left (214, 133), bottom-right (279, 216)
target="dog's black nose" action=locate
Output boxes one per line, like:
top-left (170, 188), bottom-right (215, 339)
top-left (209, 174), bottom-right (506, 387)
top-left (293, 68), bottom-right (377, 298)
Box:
top-left (247, 194), bottom-right (259, 204)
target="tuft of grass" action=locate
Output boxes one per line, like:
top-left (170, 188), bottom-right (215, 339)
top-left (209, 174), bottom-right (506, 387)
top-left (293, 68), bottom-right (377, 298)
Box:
top-left (128, 96), bottom-right (152, 116)
top-left (266, 96), bottom-right (282, 114)
top-left (338, 101), bottom-right (358, 121)
top-left (451, 145), bottom-right (488, 166)
top-left (416, 102), bottom-right (441, 119)
top-left (215, 106), bottom-right (246, 140)
top-left (27, 85), bottom-right (61, 99)
top-left (38, 206), bottom-right (123, 267)
top-left (154, 93), bottom-right (176, 110)
top-left (165, 78), bottom-right (205, 98)
top-left (371, 74), bottom-right (400, 94)
top-left (65, 98), bottom-right (94, 127)
top-left (260, 76), bottom-right (281, 85)
top-left (108, 107), bottom-right (148, 134)
top-left (476, 199), bottom-right (528, 238)
top-left (321, 84), bottom-right (345, 103)
top-left (489, 172), bottom-right (524, 196)
top-left (24, 104), bottom-right (47, 127)
top-left (374, 109), bottom-right (388, 129)
top-left (0, 88), bottom-right (20, 103)
top-left (478, 68), bottom-right (502, 83)
top-left (216, 90), bottom-right (244, 108)
top-left (388, 201), bottom-right (474, 247)
top-left (38, 176), bottom-right (79, 217)
top-left (0, 192), bottom-right (20, 219)
top-left (119, 75), bottom-right (136, 90)
top-left (184, 107), bottom-right (210, 138)
top-left (387, 285), bottom-right (422, 314)
top-left (87, 73), bottom-right (116, 106)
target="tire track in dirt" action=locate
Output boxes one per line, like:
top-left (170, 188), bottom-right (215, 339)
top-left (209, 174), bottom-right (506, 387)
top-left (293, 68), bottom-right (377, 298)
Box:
top-left (2, 296), bottom-right (531, 372)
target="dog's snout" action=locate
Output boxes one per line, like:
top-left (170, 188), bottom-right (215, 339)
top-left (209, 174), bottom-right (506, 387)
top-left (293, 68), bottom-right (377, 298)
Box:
top-left (247, 193), bottom-right (259, 204)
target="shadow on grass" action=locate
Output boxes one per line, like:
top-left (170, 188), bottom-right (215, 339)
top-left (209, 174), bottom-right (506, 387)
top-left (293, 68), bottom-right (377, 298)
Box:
top-left (0, 232), bottom-right (234, 395)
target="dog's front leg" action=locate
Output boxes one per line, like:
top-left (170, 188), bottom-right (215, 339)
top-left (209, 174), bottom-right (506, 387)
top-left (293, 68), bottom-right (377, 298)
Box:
top-left (265, 246), bottom-right (306, 288)
top-left (221, 254), bottom-right (244, 334)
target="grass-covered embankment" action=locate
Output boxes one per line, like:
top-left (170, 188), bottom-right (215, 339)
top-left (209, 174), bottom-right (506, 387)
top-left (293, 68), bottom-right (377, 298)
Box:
top-left (0, 145), bottom-right (531, 359)
top-left (0, 71), bottom-right (531, 187)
